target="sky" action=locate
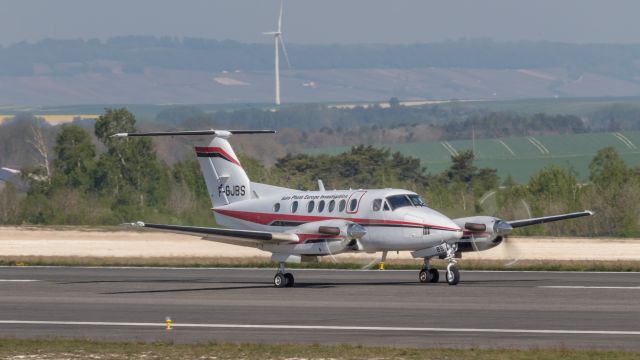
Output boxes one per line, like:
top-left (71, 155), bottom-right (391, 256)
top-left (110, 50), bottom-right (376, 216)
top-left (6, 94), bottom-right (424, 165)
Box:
top-left (0, 0), bottom-right (639, 46)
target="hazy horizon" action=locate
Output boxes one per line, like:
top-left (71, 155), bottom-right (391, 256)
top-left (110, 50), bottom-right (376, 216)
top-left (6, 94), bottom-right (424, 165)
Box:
top-left (1, 0), bottom-right (640, 46)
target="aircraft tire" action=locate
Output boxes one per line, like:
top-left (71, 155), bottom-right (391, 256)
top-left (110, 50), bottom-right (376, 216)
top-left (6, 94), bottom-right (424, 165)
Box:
top-left (274, 273), bottom-right (287, 288)
top-left (428, 268), bottom-right (439, 283)
top-left (284, 273), bottom-right (295, 287)
top-left (418, 270), bottom-right (429, 283)
top-left (446, 265), bottom-right (460, 286)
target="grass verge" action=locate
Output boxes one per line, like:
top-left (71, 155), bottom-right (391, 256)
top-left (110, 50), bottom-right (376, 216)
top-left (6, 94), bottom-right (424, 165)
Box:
top-left (0, 339), bottom-right (638, 360)
top-left (1, 256), bottom-right (639, 272)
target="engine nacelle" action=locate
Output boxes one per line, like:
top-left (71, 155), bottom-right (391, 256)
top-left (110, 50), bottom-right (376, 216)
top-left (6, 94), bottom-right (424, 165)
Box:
top-left (453, 216), bottom-right (512, 252)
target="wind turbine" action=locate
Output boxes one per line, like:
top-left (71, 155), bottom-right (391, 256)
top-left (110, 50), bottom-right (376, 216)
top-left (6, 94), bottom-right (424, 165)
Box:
top-left (264, 0), bottom-right (291, 106)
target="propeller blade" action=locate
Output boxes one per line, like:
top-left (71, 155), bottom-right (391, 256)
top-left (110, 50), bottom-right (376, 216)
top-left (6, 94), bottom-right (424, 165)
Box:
top-left (502, 236), bottom-right (520, 267)
top-left (470, 233), bottom-right (479, 252)
top-left (279, 35), bottom-right (292, 68)
top-left (361, 257), bottom-right (380, 270)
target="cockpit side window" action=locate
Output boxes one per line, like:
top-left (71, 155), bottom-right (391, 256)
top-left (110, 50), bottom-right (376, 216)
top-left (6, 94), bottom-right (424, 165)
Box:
top-left (385, 195), bottom-right (413, 210)
top-left (383, 201), bottom-right (390, 211)
top-left (408, 194), bottom-right (427, 207)
top-left (372, 199), bottom-right (382, 211)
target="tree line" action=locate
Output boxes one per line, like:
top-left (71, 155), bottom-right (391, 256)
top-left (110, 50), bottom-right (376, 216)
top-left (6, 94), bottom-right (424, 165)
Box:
top-left (0, 108), bottom-right (638, 237)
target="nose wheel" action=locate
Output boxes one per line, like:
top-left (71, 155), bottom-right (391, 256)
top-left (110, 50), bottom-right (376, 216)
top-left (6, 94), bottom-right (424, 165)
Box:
top-left (444, 243), bottom-right (460, 286)
top-left (274, 262), bottom-right (295, 288)
top-left (445, 264), bottom-right (460, 285)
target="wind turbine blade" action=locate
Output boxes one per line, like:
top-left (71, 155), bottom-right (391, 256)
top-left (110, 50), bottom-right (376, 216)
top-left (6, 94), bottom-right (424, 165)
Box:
top-left (278, 0), bottom-right (284, 32)
top-left (279, 35), bottom-right (292, 68)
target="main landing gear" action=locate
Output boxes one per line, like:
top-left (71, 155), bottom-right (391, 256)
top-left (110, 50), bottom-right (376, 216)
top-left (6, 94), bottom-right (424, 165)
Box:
top-left (418, 258), bottom-right (439, 283)
top-left (418, 243), bottom-right (460, 286)
top-left (274, 262), bottom-right (295, 288)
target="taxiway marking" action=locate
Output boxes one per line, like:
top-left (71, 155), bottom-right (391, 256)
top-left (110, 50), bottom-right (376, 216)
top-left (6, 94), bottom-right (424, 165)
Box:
top-left (540, 285), bottom-right (640, 290)
top-left (0, 320), bottom-right (638, 336)
top-left (0, 279), bottom-right (40, 282)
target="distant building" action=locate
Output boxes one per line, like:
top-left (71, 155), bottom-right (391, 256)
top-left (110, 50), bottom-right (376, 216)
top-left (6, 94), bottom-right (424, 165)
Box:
top-left (0, 167), bottom-right (25, 191)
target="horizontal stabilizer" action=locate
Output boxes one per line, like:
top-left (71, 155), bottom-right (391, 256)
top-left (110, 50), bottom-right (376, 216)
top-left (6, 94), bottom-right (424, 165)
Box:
top-left (111, 129), bottom-right (276, 138)
top-left (507, 210), bottom-right (594, 228)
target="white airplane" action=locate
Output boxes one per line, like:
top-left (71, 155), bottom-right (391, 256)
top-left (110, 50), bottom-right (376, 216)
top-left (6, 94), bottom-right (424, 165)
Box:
top-left (113, 129), bottom-right (593, 288)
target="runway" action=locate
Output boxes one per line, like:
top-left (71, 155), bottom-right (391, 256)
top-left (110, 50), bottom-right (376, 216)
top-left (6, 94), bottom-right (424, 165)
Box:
top-left (0, 267), bottom-right (638, 350)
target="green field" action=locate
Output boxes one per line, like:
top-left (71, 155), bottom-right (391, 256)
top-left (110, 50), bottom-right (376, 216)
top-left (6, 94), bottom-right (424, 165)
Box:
top-left (306, 131), bottom-right (640, 183)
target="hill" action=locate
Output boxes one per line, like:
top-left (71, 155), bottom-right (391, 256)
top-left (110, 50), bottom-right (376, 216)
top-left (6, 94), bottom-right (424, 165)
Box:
top-left (2, 38), bottom-right (640, 105)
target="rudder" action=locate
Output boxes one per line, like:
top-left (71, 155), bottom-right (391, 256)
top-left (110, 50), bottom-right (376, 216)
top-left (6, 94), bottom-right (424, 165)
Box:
top-left (195, 136), bottom-right (251, 208)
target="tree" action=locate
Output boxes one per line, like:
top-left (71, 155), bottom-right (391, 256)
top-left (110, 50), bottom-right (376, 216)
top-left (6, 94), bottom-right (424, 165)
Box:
top-left (389, 97), bottom-right (400, 108)
top-left (589, 147), bottom-right (628, 190)
top-left (27, 123), bottom-right (51, 184)
top-left (447, 150), bottom-right (476, 184)
top-left (52, 125), bottom-right (96, 190)
top-left (93, 108), bottom-right (170, 209)
top-left (527, 165), bottom-right (579, 214)
top-left (0, 183), bottom-right (20, 224)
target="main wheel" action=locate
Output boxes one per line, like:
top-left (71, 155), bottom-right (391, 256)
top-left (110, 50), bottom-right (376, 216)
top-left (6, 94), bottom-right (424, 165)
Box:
top-left (274, 273), bottom-right (287, 288)
top-left (418, 269), bottom-right (429, 283)
top-left (284, 273), bottom-right (295, 287)
top-left (428, 268), bottom-right (439, 283)
top-left (445, 265), bottom-right (460, 286)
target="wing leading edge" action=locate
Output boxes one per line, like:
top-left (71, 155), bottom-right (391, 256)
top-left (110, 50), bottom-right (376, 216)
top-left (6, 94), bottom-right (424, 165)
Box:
top-left (127, 222), bottom-right (298, 243)
top-left (507, 210), bottom-right (594, 228)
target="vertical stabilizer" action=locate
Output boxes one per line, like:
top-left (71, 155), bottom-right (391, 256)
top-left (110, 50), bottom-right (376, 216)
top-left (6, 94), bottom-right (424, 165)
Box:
top-left (195, 136), bottom-right (251, 207)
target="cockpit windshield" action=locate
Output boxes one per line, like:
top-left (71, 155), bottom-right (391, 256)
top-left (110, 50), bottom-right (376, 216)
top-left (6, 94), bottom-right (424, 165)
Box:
top-left (386, 195), bottom-right (413, 210)
top-left (386, 194), bottom-right (427, 210)
top-left (408, 194), bottom-right (427, 207)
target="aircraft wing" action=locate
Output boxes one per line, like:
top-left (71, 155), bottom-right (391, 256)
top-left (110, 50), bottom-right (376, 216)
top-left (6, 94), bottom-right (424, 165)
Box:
top-left (126, 222), bottom-right (298, 244)
top-left (507, 210), bottom-right (594, 228)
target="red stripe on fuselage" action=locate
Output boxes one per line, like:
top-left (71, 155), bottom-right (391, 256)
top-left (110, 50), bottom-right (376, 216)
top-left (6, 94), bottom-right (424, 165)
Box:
top-left (194, 146), bottom-right (242, 167)
top-left (213, 209), bottom-right (460, 231)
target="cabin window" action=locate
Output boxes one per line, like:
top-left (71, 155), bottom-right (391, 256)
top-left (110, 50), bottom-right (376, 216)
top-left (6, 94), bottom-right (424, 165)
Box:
top-left (383, 201), bottom-right (390, 211)
top-left (338, 199), bottom-right (347, 212)
top-left (273, 203), bottom-right (281, 212)
top-left (318, 200), bottom-right (325, 213)
top-left (308, 200), bottom-right (315, 213)
top-left (328, 200), bottom-right (336, 212)
top-left (291, 201), bottom-right (299, 213)
top-left (349, 198), bottom-right (358, 212)
top-left (372, 199), bottom-right (382, 211)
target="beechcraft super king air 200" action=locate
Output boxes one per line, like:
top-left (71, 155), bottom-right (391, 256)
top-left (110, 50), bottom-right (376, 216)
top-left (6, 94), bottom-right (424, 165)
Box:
top-left (112, 129), bottom-right (593, 288)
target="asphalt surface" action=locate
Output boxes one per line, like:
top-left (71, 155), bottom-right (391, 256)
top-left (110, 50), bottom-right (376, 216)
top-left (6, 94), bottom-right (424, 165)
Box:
top-left (0, 267), bottom-right (639, 350)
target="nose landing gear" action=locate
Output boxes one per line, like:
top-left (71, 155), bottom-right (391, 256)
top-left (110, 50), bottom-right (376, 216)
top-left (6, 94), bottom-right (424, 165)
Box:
top-left (274, 262), bottom-right (295, 288)
top-left (444, 243), bottom-right (460, 286)
top-left (418, 243), bottom-right (460, 285)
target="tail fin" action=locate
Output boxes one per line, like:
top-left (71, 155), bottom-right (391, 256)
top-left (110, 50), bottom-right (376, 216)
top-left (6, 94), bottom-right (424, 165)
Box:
top-left (195, 136), bottom-right (250, 207)
top-left (110, 129), bottom-right (275, 208)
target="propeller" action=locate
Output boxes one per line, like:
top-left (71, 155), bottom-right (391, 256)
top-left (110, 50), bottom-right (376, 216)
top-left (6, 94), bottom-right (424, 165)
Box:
top-left (361, 251), bottom-right (388, 270)
top-left (316, 223), bottom-right (366, 264)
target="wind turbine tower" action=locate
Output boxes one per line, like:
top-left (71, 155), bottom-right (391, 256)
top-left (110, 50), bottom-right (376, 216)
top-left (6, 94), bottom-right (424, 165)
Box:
top-left (264, 0), bottom-right (291, 106)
